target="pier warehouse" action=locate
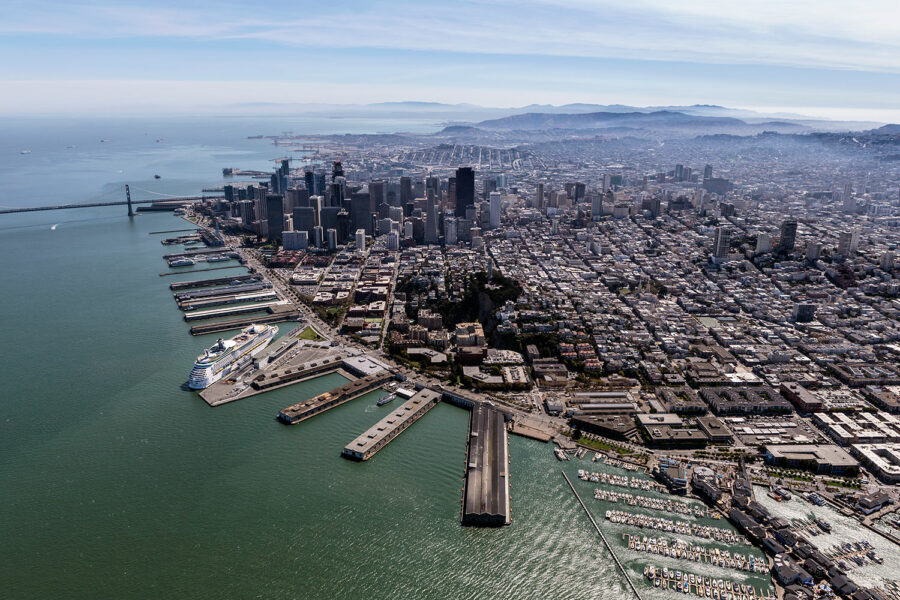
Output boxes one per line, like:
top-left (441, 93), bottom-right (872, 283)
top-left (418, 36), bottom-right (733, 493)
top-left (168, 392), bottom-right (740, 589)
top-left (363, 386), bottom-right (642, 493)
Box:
top-left (342, 389), bottom-right (440, 461)
top-left (461, 404), bottom-right (511, 527)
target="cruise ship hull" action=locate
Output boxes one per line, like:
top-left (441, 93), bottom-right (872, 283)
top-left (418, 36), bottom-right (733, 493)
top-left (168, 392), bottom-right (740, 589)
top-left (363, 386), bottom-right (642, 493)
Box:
top-left (188, 325), bottom-right (277, 390)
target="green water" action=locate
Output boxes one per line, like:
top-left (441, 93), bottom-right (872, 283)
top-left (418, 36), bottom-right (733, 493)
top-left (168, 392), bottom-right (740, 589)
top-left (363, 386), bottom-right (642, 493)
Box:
top-left (2, 210), bottom-right (630, 599)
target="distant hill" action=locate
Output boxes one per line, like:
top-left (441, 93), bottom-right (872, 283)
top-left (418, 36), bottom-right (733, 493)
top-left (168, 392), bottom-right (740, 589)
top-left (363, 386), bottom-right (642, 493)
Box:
top-left (477, 110), bottom-right (748, 130)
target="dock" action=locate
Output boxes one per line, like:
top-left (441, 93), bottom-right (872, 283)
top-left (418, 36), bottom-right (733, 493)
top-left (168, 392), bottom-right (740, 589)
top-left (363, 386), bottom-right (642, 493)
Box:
top-left (180, 291), bottom-right (278, 311)
top-left (509, 416), bottom-right (553, 442)
top-left (188, 304), bottom-right (300, 335)
top-left (159, 265), bottom-right (247, 277)
top-left (170, 274), bottom-right (256, 290)
top-left (342, 388), bottom-right (441, 461)
top-left (562, 471), bottom-right (644, 600)
top-left (162, 247), bottom-right (235, 260)
top-left (174, 282), bottom-right (272, 301)
top-left (250, 355), bottom-right (345, 392)
top-left (461, 404), bottom-right (511, 527)
top-left (183, 300), bottom-right (283, 321)
top-left (277, 372), bottom-right (394, 425)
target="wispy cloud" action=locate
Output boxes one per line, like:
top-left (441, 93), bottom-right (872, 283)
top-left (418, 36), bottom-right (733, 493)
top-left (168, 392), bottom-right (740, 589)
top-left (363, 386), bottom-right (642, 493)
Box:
top-left (2, 0), bottom-right (899, 73)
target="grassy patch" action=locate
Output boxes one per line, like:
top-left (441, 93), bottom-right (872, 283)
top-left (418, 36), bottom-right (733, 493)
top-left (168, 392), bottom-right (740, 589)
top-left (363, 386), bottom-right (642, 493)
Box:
top-left (296, 327), bottom-right (323, 341)
top-left (575, 436), bottom-right (634, 455)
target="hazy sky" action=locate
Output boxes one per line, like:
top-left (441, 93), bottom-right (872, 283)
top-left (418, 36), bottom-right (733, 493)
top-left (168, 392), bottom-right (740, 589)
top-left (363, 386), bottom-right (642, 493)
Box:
top-left (2, 0), bottom-right (899, 119)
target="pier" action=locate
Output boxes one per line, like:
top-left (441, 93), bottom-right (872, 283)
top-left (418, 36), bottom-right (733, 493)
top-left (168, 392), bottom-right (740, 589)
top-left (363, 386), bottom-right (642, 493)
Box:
top-left (159, 265), bottom-right (248, 277)
top-left (342, 388), bottom-right (441, 461)
top-left (277, 372), bottom-right (394, 425)
top-left (250, 355), bottom-right (345, 392)
top-left (170, 274), bottom-right (256, 290)
top-left (174, 281), bottom-right (271, 301)
top-left (188, 304), bottom-right (300, 335)
top-left (163, 247), bottom-right (235, 260)
top-left (461, 404), bottom-right (511, 527)
top-left (183, 300), bottom-right (283, 321)
top-left (562, 471), bottom-right (644, 600)
top-left (180, 291), bottom-right (278, 311)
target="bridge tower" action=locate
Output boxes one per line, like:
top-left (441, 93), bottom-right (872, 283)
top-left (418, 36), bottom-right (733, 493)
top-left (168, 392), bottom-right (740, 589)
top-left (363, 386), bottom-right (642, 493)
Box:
top-left (125, 185), bottom-right (134, 217)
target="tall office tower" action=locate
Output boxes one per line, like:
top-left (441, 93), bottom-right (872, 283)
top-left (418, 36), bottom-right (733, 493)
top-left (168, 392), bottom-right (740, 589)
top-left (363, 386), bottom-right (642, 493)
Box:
top-left (385, 230), bottom-right (400, 251)
top-left (269, 173), bottom-right (281, 195)
top-left (755, 233), bottom-right (773, 254)
top-left (454, 167), bottom-right (474, 217)
top-left (703, 164), bottom-right (713, 180)
top-left (649, 197), bottom-right (661, 218)
top-left (805, 242), bottom-right (822, 262)
top-left (675, 164), bottom-right (684, 181)
top-left (837, 230), bottom-right (859, 256)
top-left (682, 167), bottom-right (693, 183)
top-left (534, 183), bottom-right (544, 209)
top-left (313, 225), bottom-right (324, 248)
top-left (314, 173), bottom-right (326, 197)
top-left (355, 229), bottom-right (366, 252)
top-left (403, 220), bottom-right (413, 240)
top-left (265, 194), bottom-right (285, 243)
top-left (350, 193), bottom-right (372, 235)
top-left (777, 220), bottom-right (798, 253)
top-left (304, 170), bottom-right (315, 195)
top-left (424, 189), bottom-right (439, 244)
top-left (292, 207), bottom-right (316, 236)
top-left (337, 210), bottom-right (351, 244)
top-left (489, 191), bottom-right (501, 229)
top-left (573, 182), bottom-right (586, 203)
top-left (444, 217), bottom-right (458, 245)
top-left (283, 230), bottom-right (308, 251)
top-left (712, 227), bottom-right (731, 262)
top-left (282, 214), bottom-right (293, 233)
top-left (425, 175), bottom-right (440, 204)
top-left (331, 161), bottom-right (344, 181)
top-left (483, 177), bottom-right (498, 201)
top-left (601, 174), bottom-right (611, 193)
top-left (326, 228), bottom-right (337, 251)
top-left (591, 193), bottom-right (603, 220)
top-left (388, 206), bottom-right (404, 225)
top-left (369, 180), bottom-right (385, 213)
top-left (400, 176), bottom-right (412, 207)
top-left (320, 206), bottom-right (339, 234)
top-left (286, 187), bottom-right (310, 211)
top-left (843, 183), bottom-right (855, 212)
top-left (881, 251), bottom-right (896, 271)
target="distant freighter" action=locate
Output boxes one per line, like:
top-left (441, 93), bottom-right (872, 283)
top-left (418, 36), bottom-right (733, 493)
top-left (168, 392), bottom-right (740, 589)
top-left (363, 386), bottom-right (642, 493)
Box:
top-left (188, 324), bottom-right (277, 389)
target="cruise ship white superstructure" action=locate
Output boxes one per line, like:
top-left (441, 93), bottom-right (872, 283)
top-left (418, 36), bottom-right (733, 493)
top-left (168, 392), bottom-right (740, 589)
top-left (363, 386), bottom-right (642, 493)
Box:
top-left (188, 324), bottom-right (277, 389)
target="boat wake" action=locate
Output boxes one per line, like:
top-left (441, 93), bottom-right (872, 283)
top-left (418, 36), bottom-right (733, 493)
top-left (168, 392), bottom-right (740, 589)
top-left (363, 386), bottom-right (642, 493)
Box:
top-left (51, 224), bottom-right (58, 231)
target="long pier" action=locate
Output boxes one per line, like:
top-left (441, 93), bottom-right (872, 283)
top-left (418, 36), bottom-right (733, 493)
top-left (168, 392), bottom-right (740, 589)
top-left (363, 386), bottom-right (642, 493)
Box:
top-left (0, 196), bottom-right (220, 215)
top-left (188, 305), bottom-right (300, 335)
top-left (183, 300), bottom-right (283, 321)
top-left (159, 265), bottom-right (247, 277)
top-left (562, 471), bottom-right (644, 600)
top-left (277, 372), bottom-right (394, 424)
top-left (170, 274), bottom-right (256, 290)
top-left (461, 404), bottom-right (511, 527)
top-left (342, 388), bottom-right (441, 461)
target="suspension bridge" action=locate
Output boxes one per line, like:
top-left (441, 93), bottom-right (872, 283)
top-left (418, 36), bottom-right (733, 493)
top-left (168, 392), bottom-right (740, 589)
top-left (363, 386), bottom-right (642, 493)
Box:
top-left (0, 186), bottom-right (223, 215)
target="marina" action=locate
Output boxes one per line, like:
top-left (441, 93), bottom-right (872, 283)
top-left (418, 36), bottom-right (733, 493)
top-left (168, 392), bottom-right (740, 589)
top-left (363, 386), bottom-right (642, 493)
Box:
top-left (578, 470), bottom-right (667, 493)
top-left (622, 534), bottom-right (769, 574)
top-left (642, 565), bottom-right (774, 600)
top-left (605, 510), bottom-right (748, 545)
top-left (592, 487), bottom-right (720, 519)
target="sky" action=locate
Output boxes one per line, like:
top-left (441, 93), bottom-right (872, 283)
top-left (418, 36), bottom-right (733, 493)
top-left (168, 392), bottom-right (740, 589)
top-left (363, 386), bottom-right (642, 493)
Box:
top-left (1, 0), bottom-right (899, 120)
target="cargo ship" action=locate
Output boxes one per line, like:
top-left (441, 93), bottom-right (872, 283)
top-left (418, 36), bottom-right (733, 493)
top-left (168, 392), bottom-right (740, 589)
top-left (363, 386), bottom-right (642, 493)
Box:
top-left (188, 324), bottom-right (278, 389)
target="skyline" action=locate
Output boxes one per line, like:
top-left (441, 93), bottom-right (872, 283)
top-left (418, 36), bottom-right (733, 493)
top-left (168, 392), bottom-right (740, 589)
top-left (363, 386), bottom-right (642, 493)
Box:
top-left (2, 0), bottom-right (899, 121)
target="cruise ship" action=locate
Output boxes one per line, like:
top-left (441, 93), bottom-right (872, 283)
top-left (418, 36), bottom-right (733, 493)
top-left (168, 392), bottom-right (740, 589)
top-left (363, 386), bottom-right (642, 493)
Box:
top-left (188, 324), bottom-right (278, 389)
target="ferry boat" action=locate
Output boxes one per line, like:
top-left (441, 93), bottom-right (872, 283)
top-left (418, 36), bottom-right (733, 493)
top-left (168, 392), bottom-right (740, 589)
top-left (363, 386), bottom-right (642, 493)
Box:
top-left (188, 324), bottom-right (277, 389)
top-left (206, 255), bottom-right (230, 263)
top-left (168, 258), bottom-right (196, 267)
top-left (376, 393), bottom-right (396, 406)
